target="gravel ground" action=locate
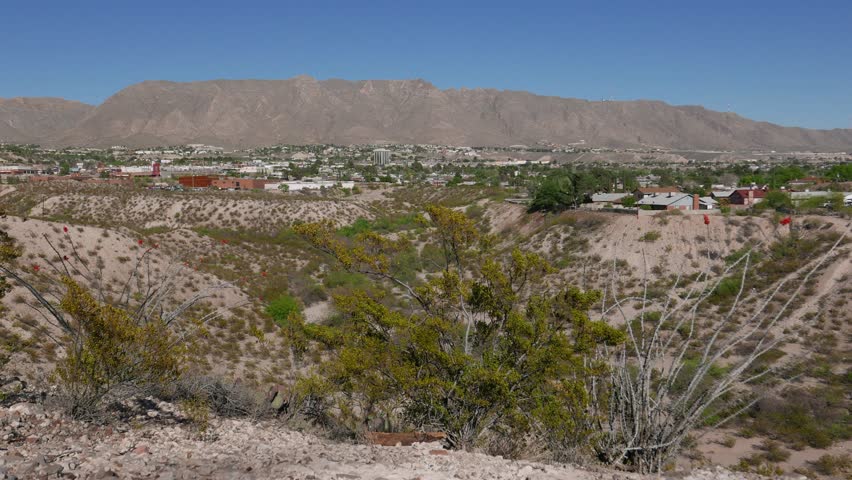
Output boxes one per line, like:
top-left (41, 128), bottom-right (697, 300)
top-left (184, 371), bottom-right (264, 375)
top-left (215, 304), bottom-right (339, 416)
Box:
top-left (0, 401), bottom-right (783, 480)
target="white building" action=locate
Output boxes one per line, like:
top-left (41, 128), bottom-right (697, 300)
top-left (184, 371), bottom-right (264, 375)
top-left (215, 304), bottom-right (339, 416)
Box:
top-left (373, 149), bottom-right (391, 166)
top-left (265, 180), bottom-right (355, 192)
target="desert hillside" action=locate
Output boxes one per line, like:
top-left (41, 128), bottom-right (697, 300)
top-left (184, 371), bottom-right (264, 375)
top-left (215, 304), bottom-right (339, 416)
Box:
top-left (0, 97), bottom-right (94, 143)
top-left (0, 183), bottom-right (850, 479)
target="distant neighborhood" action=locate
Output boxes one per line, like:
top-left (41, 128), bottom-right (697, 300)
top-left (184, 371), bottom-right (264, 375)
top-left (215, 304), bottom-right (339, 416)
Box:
top-left (1, 142), bottom-right (850, 214)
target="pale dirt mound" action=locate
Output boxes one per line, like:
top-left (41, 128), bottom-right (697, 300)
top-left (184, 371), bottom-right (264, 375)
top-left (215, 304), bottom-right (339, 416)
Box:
top-left (0, 401), bottom-right (764, 480)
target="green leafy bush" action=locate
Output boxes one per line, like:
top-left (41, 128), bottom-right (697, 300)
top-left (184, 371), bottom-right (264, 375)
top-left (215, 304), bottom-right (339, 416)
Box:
top-left (265, 294), bottom-right (302, 327)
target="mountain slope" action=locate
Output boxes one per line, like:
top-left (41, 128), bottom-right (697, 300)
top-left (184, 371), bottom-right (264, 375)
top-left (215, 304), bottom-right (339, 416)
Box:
top-left (6, 77), bottom-right (852, 150)
top-left (0, 97), bottom-right (94, 144)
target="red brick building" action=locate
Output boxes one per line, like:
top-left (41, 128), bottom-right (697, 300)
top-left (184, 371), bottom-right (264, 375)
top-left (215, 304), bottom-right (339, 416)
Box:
top-left (177, 176), bottom-right (215, 188)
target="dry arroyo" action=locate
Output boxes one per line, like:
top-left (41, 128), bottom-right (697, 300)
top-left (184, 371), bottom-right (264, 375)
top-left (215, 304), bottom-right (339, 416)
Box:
top-left (0, 400), bottom-right (773, 480)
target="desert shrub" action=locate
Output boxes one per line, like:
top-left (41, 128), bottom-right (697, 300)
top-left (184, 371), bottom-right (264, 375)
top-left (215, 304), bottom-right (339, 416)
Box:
top-left (292, 205), bottom-right (625, 453)
top-left (710, 276), bottom-right (742, 302)
top-left (338, 214), bottom-right (422, 238)
top-left (166, 374), bottom-right (270, 419)
top-left (323, 270), bottom-right (368, 290)
top-left (734, 454), bottom-right (784, 476)
top-left (53, 278), bottom-right (185, 416)
top-left (747, 386), bottom-right (850, 449)
top-left (465, 203), bottom-right (486, 220)
top-left (718, 436), bottom-right (736, 448)
top-left (338, 218), bottom-right (372, 237)
top-left (810, 454), bottom-right (852, 476)
top-left (639, 231), bottom-right (661, 242)
top-left (266, 293), bottom-right (302, 327)
top-left (757, 439), bottom-right (791, 462)
top-left (180, 396), bottom-right (211, 433)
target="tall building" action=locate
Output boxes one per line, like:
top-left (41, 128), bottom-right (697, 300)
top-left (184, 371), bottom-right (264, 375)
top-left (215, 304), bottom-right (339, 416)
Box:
top-left (373, 148), bottom-right (391, 166)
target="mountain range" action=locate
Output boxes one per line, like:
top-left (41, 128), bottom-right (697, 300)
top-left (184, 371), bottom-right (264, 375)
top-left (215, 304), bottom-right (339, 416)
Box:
top-left (2, 76), bottom-right (851, 150)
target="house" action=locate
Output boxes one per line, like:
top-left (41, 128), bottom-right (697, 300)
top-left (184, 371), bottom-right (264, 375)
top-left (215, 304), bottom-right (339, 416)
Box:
top-left (787, 176), bottom-right (826, 188)
top-left (699, 197), bottom-right (718, 210)
top-left (728, 188), bottom-right (767, 206)
top-left (711, 190), bottom-right (735, 202)
top-left (587, 193), bottom-right (630, 209)
top-left (633, 186), bottom-right (681, 200)
top-left (637, 193), bottom-right (715, 211)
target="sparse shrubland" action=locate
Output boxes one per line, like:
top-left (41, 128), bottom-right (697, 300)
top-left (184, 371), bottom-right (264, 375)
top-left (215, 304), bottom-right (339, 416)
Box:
top-left (1, 183), bottom-right (850, 477)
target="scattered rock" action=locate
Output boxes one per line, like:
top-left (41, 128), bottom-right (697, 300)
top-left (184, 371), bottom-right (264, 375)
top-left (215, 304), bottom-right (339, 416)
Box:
top-left (8, 403), bottom-right (44, 417)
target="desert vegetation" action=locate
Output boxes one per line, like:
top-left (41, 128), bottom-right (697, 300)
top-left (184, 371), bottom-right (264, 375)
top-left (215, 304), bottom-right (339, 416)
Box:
top-left (0, 182), bottom-right (850, 477)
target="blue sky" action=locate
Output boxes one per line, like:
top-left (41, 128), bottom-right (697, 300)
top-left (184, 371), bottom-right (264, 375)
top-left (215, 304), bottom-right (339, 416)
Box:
top-left (2, 0), bottom-right (851, 129)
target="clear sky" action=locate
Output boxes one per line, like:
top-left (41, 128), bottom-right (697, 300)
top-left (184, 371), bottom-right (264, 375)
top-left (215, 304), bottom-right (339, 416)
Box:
top-left (2, 0), bottom-right (851, 129)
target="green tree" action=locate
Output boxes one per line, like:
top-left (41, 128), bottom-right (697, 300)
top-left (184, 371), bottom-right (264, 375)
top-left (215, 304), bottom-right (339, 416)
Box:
top-left (292, 205), bottom-right (624, 452)
top-left (528, 173), bottom-right (581, 213)
top-left (762, 190), bottom-right (792, 211)
top-left (825, 163), bottom-right (852, 182)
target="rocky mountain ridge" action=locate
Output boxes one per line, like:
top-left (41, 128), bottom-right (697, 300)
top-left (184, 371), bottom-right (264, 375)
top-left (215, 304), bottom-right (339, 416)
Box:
top-left (2, 76), bottom-right (852, 150)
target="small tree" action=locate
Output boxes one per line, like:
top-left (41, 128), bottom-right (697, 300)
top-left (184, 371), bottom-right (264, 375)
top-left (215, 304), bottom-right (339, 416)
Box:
top-left (292, 205), bottom-right (625, 452)
top-left (762, 190), bottom-right (793, 211)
